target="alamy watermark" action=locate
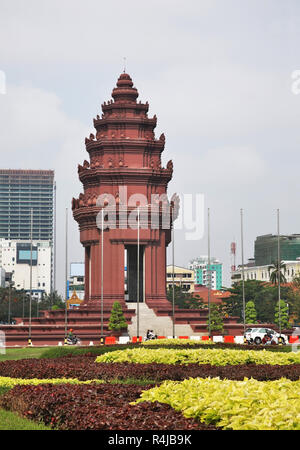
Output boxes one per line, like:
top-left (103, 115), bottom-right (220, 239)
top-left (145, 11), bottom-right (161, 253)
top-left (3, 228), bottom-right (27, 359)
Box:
top-left (92, 187), bottom-right (205, 241)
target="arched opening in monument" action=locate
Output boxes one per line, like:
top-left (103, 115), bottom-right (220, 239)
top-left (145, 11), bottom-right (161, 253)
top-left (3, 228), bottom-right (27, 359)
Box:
top-left (84, 246), bottom-right (91, 300)
top-left (125, 245), bottom-right (144, 303)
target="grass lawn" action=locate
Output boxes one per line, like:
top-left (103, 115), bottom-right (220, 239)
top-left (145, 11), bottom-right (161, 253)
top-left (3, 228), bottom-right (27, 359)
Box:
top-left (0, 350), bottom-right (54, 430)
top-left (0, 408), bottom-right (51, 430)
top-left (0, 347), bottom-right (52, 362)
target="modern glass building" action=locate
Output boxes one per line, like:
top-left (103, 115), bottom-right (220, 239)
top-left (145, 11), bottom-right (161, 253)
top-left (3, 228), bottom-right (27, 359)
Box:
top-left (255, 234), bottom-right (300, 266)
top-left (0, 170), bottom-right (55, 292)
top-left (0, 170), bottom-right (54, 241)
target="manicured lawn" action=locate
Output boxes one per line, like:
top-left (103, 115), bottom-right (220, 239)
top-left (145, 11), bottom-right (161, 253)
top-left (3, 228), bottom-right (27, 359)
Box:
top-left (0, 347), bottom-right (52, 362)
top-left (0, 408), bottom-right (51, 430)
top-left (0, 349), bottom-right (53, 430)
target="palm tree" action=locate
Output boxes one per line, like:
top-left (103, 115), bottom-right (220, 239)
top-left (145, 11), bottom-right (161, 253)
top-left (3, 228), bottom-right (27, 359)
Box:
top-left (292, 274), bottom-right (300, 288)
top-left (268, 260), bottom-right (287, 285)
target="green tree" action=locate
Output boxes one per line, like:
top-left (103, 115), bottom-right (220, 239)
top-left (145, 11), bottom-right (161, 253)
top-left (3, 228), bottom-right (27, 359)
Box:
top-left (284, 276), bottom-right (300, 324)
top-left (224, 280), bottom-right (265, 321)
top-left (208, 304), bottom-right (224, 333)
top-left (0, 287), bottom-right (31, 323)
top-left (224, 280), bottom-right (290, 324)
top-left (245, 300), bottom-right (257, 324)
top-left (255, 284), bottom-right (289, 324)
top-left (38, 291), bottom-right (65, 311)
top-left (268, 261), bottom-right (287, 285)
top-left (0, 288), bottom-right (66, 323)
top-left (291, 274), bottom-right (300, 288)
top-left (108, 301), bottom-right (128, 331)
top-left (51, 305), bottom-right (60, 311)
top-left (274, 299), bottom-right (290, 329)
top-left (167, 285), bottom-right (204, 309)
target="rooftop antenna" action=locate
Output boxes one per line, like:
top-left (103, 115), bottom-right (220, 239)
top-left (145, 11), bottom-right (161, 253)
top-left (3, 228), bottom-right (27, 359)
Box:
top-left (123, 57), bottom-right (126, 73)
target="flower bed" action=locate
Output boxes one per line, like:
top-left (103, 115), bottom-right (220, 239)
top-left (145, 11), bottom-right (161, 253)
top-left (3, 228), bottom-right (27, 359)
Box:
top-left (0, 357), bottom-right (300, 382)
top-left (0, 383), bottom-right (218, 430)
top-left (96, 347), bottom-right (300, 366)
top-left (132, 377), bottom-right (300, 430)
top-left (1, 345), bottom-right (299, 431)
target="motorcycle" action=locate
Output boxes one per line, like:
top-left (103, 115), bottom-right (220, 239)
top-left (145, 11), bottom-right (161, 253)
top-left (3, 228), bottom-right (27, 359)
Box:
top-left (145, 331), bottom-right (157, 341)
top-left (66, 335), bottom-right (81, 345)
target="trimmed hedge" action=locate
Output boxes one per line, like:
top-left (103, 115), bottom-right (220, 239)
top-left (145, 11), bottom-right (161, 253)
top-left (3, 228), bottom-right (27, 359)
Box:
top-left (96, 347), bottom-right (300, 366)
top-left (0, 357), bottom-right (299, 381)
top-left (0, 376), bottom-right (104, 389)
top-left (143, 338), bottom-right (215, 346)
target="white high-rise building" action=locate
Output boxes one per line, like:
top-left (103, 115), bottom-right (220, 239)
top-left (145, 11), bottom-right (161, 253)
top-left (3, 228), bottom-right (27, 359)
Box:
top-left (0, 239), bottom-right (51, 298)
top-left (189, 256), bottom-right (223, 290)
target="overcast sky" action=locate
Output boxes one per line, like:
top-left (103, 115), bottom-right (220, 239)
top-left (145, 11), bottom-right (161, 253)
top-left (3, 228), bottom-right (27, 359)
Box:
top-left (0, 0), bottom-right (300, 295)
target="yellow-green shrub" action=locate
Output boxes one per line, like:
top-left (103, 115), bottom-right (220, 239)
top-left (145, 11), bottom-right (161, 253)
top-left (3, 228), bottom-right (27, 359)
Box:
top-left (132, 377), bottom-right (300, 430)
top-left (0, 376), bottom-right (104, 389)
top-left (142, 338), bottom-right (214, 346)
top-left (96, 347), bottom-right (300, 366)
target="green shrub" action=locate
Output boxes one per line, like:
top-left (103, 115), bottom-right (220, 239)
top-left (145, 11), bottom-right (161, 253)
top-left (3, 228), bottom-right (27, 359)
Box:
top-left (96, 347), bottom-right (300, 366)
top-left (0, 376), bottom-right (104, 389)
top-left (143, 338), bottom-right (214, 347)
top-left (108, 302), bottom-right (128, 331)
top-left (132, 377), bottom-right (300, 430)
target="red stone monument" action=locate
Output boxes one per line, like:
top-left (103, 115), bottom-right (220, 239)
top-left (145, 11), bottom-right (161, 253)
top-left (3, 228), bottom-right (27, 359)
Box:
top-left (72, 73), bottom-right (178, 310)
top-left (0, 73), bottom-right (246, 346)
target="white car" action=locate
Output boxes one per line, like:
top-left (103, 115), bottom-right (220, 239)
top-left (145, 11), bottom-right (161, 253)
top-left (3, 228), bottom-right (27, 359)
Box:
top-left (244, 327), bottom-right (288, 345)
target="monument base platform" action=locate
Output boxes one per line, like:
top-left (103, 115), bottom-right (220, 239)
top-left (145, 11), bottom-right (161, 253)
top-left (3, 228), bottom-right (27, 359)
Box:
top-left (0, 299), bottom-right (253, 346)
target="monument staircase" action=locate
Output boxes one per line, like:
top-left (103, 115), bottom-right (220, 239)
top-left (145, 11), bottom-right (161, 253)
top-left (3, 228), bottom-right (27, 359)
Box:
top-left (0, 303), bottom-right (136, 346)
top-left (0, 299), bottom-right (244, 347)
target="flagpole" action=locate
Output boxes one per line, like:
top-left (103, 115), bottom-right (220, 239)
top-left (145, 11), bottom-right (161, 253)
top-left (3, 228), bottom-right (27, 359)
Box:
top-left (172, 206), bottom-right (175, 339)
top-left (241, 208), bottom-right (246, 334)
top-left (277, 209), bottom-right (281, 338)
top-left (137, 207), bottom-right (140, 339)
top-left (8, 278), bottom-right (11, 324)
top-left (64, 208), bottom-right (68, 344)
top-left (53, 180), bottom-right (57, 293)
top-left (101, 208), bottom-right (104, 342)
top-left (207, 208), bottom-right (211, 338)
top-left (28, 208), bottom-right (33, 346)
